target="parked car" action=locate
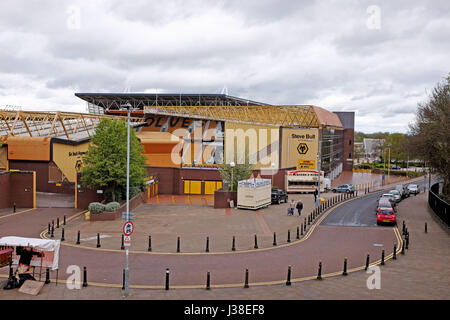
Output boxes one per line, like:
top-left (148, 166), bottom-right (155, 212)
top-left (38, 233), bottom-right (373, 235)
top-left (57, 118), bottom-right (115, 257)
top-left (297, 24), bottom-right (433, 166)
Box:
top-left (332, 184), bottom-right (355, 193)
top-left (395, 184), bottom-right (408, 199)
top-left (388, 190), bottom-right (401, 203)
top-left (376, 198), bottom-right (395, 214)
top-left (377, 207), bottom-right (396, 225)
top-left (391, 165), bottom-right (401, 170)
top-left (381, 194), bottom-right (397, 207)
top-left (271, 188), bottom-right (288, 204)
top-left (407, 184), bottom-right (419, 195)
top-left (397, 184), bottom-right (410, 198)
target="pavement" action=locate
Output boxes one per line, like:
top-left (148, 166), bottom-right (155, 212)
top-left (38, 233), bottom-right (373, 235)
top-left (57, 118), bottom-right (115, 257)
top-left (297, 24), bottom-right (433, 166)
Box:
top-left (1, 174), bottom-right (448, 299)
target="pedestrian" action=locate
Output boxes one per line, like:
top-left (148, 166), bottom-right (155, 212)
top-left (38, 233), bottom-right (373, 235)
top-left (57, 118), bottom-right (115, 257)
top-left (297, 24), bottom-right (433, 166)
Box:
top-left (288, 199), bottom-right (295, 216)
top-left (313, 188), bottom-right (318, 203)
top-left (296, 200), bottom-right (303, 217)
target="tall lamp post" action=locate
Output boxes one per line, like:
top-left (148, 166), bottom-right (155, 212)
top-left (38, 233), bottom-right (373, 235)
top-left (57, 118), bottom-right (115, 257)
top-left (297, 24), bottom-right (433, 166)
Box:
top-left (123, 104), bottom-right (132, 297)
top-left (387, 144), bottom-right (391, 185)
top-left (230, 161), bottom-right (235, 191)
top-left (316, 140), bottom-right (322, 208)
top-left (271, 162), bottom-right (275, 187)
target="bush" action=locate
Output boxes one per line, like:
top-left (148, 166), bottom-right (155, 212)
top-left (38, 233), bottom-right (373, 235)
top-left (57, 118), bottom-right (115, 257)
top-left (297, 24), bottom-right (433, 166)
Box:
top-left (130, 186), bottom-right (142, 198)
top-left (105, 188), bottom-right (122, 203)
top-left (88, 202), bottom-right (106, 214)
top-left (105, 202), bottom-right (121, 212)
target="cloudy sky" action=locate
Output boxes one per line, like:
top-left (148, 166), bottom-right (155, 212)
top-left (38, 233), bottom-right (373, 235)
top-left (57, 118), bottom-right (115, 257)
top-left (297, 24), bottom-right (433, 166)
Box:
top-left (0, 0), bottom-right (449, 132)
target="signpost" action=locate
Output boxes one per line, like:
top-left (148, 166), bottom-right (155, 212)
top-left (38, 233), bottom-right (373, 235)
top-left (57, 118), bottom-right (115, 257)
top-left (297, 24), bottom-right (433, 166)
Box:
top-left (123, 221), bottom-right (134, 236)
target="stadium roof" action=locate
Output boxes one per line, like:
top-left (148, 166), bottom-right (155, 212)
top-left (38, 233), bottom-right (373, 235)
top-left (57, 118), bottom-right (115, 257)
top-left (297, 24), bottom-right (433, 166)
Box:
top-left (0, 110), bottom-right (145, 142)
top-left (75, 93), bottom-right (267, 109)
top-left (75, 93), bottom-right (343, 128)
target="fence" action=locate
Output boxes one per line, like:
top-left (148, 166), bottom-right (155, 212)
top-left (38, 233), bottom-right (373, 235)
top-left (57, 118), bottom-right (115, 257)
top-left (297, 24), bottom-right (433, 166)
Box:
top-left (429, 183), bottom-right (449, 227)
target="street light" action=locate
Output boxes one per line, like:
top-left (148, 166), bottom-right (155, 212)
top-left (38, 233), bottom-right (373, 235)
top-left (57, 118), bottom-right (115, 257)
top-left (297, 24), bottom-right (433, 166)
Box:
top-left (230, 161), bottom-right (235, 191)
top-left (386, 144), bottom-right (391, 185)
top-left (122, 103), bottom-right (132, 297)
top-left (271, 162), bottom-right (275, 187)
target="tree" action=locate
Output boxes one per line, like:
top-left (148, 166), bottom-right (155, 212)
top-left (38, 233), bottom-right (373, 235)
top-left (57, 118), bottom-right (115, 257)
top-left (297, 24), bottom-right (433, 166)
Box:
top-left (410, 74), bottom-right (450, 197)
top-left (81, 118), bottom-right (147, 202)
top-left (219, 163), bottom-right (254, 191)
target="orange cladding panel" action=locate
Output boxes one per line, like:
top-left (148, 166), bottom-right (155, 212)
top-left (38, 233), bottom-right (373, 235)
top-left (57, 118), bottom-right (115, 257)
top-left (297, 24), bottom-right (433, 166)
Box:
top-left (6, 137), bottom-right (50, 161)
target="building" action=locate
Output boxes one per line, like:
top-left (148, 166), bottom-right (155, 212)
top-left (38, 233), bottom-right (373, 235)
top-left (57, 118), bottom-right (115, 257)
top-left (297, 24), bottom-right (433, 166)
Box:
top-left (76, 93), bottom-right (355, 195)
top-left (363, 138), bottom-right (384, 159)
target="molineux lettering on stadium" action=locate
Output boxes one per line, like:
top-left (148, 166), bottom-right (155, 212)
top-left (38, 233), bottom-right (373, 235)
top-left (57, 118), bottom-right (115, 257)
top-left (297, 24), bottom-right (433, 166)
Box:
top-left (146, 116), bottom-right (194, 128)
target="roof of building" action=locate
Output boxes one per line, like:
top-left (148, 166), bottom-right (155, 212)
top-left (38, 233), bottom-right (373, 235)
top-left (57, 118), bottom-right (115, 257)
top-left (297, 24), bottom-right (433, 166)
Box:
top-left (75, 93), bottom-right (343, 128)
top-left (0, 110), bottom-right (145, 142)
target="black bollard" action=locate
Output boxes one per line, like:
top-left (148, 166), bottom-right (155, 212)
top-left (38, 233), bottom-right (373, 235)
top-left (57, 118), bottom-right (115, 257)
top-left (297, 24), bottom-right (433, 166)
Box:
top-left (232, 236), bottom-right (236, 251)
top-left (165, 268), bottom-right (170, 290)
top-left (122, 269), bottom-right (125, 290)
top-left (76, 230), bottom-right (80, 245)
top-left (308, 215), bottom-right (310, 225)
top-left (254, 234), bottom-right (258, 249)
top-left (301, 223), bottom-right (304, 236)
top-left (56, 217), bottom-right (60, 229)
top-left (244, 269), bottom-right (249, 288)
top-left (61, 228), bottom-right (65, 242)
top-left (50, 225), bottom-right (54, 238)
top-left (63, 215), bottom-right (66, 225)
top-left (273, 232), bottom-right (277, 246)
top-left (317, 262), bottom-right (322, 280)
top-left (365, 254), bottom-right (370, 271)
top-left (287, 230), bottom-right (291, 243)
top-left (48, 223), bottom-right (51, 234)
top-left (343, 258), bottom-right (348, 276)
top-left (381, 250), bottom-right (385, 265)
top-left (13, 202), bottom-right (16, 213)
top-left (402, 221), bottom-right (405, 234)
top-left (206, 237), bottom-right (210, 253)
top-left (304, 218), bottom-right (307, 228)
top-left (206, 271), bottom-right (211, 290)
top-left (393, 244), bottom-right (397, 260)
top-left (401, 240), bottom-right (405, 255)
top-left (304, 221), bottom-right (306, 232)
top-left (405, 234), bottom-right (409, 249)
top-left (96, 233), bottom-right (101, 248)
top-left (148, 235), bottom-right (152, 252)
top-left (296, 226), bottom-right (300, 239)
top-left (425, 222), bottom-right (427, 233)
top-left (177, 237), bottom-right (180, 253)
top-left (286, 266), bottom-right (292, 286)
top-left (45, 268), bottom-right (51, 284)
top-left (82, 266), bottom-right (88, 287)
top-left (121, 234), bottom-right (125, 250)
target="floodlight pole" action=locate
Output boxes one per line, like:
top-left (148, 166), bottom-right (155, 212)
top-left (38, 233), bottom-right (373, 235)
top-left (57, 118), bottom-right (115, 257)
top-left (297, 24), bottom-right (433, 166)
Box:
top-left (124, 108), bottom-right (130, 297)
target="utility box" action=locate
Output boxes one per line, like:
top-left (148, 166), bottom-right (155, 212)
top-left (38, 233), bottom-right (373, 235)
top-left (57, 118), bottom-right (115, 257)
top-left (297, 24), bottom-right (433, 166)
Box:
top-left (237, 178), bottom-right (271, 210)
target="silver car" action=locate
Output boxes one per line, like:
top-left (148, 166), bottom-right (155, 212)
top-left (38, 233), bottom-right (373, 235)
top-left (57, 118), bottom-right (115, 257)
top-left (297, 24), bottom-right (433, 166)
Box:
top-left (388, 190), bottom-right (401, 203)
top-left (407, 184), bottom-right (419, 195)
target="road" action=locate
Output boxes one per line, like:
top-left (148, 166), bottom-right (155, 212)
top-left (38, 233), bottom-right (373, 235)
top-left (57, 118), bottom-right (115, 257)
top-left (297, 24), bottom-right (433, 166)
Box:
top-left (321, 178), bottom-right (434, 227)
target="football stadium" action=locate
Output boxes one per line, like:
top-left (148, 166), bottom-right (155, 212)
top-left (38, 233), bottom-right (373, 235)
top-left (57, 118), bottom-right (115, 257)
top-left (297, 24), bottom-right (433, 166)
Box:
top-left (0, 93), bottom-right (354, 204)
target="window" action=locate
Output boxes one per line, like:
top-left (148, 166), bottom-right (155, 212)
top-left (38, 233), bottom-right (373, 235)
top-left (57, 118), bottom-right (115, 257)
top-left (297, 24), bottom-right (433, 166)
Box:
top-left (349, 139), bottom-right (352, 145)
top-left (349, 153), bottom-right (352, 158)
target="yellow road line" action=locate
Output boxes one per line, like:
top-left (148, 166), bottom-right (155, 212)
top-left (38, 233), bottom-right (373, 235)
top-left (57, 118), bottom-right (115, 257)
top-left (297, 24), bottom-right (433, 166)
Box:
top-left (0, 208), bottom-right (35, 220)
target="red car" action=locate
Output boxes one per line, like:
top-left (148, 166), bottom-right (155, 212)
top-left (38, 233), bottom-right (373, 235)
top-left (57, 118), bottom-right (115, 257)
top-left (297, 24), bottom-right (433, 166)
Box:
top-left (376, 207), bottom-right (396, 225)
top-left (375, 198), bottom-right (394, 214)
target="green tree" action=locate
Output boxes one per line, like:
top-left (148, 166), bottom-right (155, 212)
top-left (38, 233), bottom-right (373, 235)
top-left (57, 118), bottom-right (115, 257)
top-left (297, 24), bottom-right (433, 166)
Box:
top-left (410, 74), bottom-right (450, 197)
top-left (219, 163), bottom-right (254, 191)
top-left (81, 118), bottom-right (147, 202)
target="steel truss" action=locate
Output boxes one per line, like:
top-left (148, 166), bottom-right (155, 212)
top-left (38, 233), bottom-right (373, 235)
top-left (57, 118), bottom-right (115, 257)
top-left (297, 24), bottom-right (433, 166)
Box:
top-left (0, 110), bottom-right (145, 140)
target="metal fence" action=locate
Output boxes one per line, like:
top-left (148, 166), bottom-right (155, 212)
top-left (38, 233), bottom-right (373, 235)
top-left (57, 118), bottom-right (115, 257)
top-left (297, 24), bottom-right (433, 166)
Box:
top-left (429, 183), bottom-right (449, 227)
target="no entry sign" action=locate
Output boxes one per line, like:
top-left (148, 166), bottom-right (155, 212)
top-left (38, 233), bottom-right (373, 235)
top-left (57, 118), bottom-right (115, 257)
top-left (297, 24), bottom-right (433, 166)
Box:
top-left (123, 221), bottom-right (134, 236)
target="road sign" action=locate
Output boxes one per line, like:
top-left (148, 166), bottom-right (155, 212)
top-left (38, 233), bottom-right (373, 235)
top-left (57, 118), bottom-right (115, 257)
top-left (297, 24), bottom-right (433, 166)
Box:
top-left (298, 160), bottom-right (315, 169)
top-left (124, 236), bottom-right (131, 247)
top-left (122, 212), bottom-right (135, 221)
top-left (123, 221), bottom-right (134, 236)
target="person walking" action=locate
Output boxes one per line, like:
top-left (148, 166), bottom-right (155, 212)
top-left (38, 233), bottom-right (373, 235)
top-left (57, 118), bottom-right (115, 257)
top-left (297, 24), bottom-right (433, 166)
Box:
top-left (313, 188), bottom-right (318, 203)
top-left (296, 200), bottom-right (303, 217)
top-left (288, 199), bottom-right (295, 216)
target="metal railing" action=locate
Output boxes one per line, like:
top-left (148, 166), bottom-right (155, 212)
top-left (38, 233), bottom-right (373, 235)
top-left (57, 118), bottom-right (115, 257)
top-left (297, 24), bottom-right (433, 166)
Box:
top-left (429, 183), bottom-right (449, 227)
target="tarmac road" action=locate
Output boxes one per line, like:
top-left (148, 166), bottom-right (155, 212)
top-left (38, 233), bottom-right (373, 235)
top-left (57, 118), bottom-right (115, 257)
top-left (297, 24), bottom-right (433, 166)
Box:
top-left (321, 178), bottom-right (434, 227)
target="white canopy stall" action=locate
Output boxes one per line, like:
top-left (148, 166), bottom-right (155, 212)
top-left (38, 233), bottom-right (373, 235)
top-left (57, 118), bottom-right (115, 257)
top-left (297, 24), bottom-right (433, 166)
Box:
top-left (0, 236), bottom-right (60, 270)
